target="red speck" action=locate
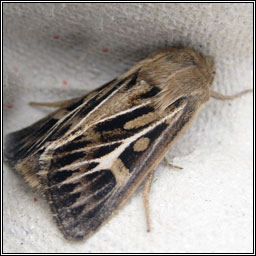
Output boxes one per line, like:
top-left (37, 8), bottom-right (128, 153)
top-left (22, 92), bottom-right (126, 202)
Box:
top-left (33, 197), bottom-right (38, 202)
top-left (53, 35), bottom-right (60, 40)
top-left (7, 105), bottom-right (13, 109)
top-left (102, 48), bottom-right (109, 53)
top-left (14, 67), bottom-right (19, 72)
top-left (63, 80), bottom-right (68, 85)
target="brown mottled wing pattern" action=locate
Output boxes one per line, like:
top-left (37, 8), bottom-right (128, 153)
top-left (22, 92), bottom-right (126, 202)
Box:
top-left (4, 72), bottom-right (202, 240)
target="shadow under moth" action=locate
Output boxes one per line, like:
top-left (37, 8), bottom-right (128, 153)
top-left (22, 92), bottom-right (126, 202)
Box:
top-left (4, 46), bottom-right (251, 241)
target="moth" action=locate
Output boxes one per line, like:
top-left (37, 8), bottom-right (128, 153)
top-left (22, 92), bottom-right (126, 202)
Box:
top-left (4, 46), bottom-right (251, 241)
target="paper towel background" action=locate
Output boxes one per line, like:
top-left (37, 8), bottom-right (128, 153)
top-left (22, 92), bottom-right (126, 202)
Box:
top-left (3, 3), bottom-right (253, 253)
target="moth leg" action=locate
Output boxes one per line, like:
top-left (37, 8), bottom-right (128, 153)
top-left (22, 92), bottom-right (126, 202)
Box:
top-left (143, 170), bottom-right (155, 232)
top-left (29, 96), bottom-right (82, 108)
top-left (164, 157), bottom-right (183, 170)
top-left (210, 89), bottom-right (252, 101)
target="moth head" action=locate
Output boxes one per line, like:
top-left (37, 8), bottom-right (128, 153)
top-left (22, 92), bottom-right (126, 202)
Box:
top-left (138, 47), bottom-right (216, 111)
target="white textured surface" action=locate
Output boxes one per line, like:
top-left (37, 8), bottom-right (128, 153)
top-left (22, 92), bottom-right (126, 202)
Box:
top-left (3, 3), bottom-right (253, 253)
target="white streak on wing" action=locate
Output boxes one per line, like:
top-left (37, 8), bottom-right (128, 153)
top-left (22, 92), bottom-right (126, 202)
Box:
top-left (32, 92), bottom-right (99, 153)
top-left (53, 101), bottom-right (152, 154)
top-left (47, 79), bottom-right (129, 150)
top-left (59, 101), bottom-right (186, 183)
top-left (67, 80), bottom-right (128, 135)
top-left (89, 100), bottom-right (151, 126)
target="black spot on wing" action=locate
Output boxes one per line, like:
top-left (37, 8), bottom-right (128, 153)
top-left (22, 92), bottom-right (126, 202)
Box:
top-left (145, 121), bottom-right (168, 142)
top-left (93, 143), bottom-right (121, 158)
top-left (120, 122), bottom-right (168, 172)
top-left (119, 143), bottom-right (139, 172)
top-left (140, 86), bottom-right (161, 98)
top-left (37, 147), bottom-right (46, 155)
top-left (72, 135), bottom-right (85, 142)
top-left (52, 170), bottom-right (73, 183)
top-left (125, 71), bottom-right (139, 89)
top-left (51, 151), bottom-right (86, 169)
top-left (50, 169), bottom-right (80, 184)
top-left (87, 162), bottom-right (99, 170)
top-left (54, 140), bottom-right (91, 155)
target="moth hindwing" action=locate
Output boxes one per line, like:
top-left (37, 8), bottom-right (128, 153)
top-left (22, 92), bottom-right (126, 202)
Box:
top-left (4, 47), bottom-right (216, 240)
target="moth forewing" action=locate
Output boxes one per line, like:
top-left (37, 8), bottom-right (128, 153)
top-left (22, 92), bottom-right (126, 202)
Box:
top-left (4, 46), bottom-right (248, 241)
